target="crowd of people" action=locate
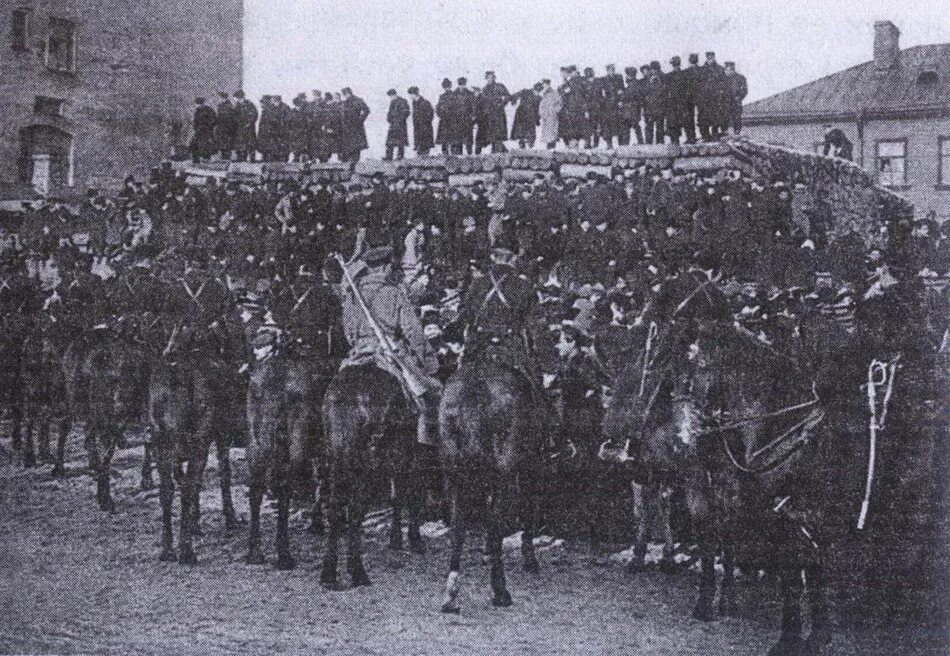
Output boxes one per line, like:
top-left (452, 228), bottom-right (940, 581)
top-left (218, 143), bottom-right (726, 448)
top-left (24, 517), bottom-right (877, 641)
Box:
top-left (2, 155), bottom-right (946, 405)
top-left (188, 53), bottom-right (748, 164)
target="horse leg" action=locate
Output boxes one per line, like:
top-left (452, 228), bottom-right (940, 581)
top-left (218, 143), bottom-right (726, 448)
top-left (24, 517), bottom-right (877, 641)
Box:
top-left (388, 474), bottom-right (404, 550)
top-left (627, 481), bottom-right (649, 574)
top-left (719, 542), bottom-right (738, 617)
top-left (215, 434), bottom-right (238, 530)
top-left (274, 476), bottom-right (296, 570)
top-left (406, 445), bottom-right (427, 554)
top-left (441, 479), bottom-right (466, 614)
top-left (519, 471), bottom-right (539, 574)
top-left (804, 564), bottom-right (832, 655)
top-left (52, 415), bottom-right (69, 478)
top-left (140, 441), bottom-right (154, 491)
top-left (178, 447), bottom-right (207, 566)
top-left (658, 485), bottom-right (678, 574)
top-left (320, 462), bottom-right (345, 590)
top-left (155, 432), bottom-right (177, 562)
top-left (692, 548), bottom-right (717, 621)
top-left (22, 419), bottom-right (36, 468)
top-left (307, 472), bottom-right (325, 536)
top-left (488, 482), bottom-right (513, 608)
top-left (96, 432), bottom-right (119, 513)
top-left (245, 473), bottom-right (267, 565)
top-left (768, 568), bottom-right (806, 655)
top-left (38, 415), bottom-right (53, 462)
top-left (347, 472), bottom-right (371, 587)
top-left (10, 398), bottom-right (23, 452)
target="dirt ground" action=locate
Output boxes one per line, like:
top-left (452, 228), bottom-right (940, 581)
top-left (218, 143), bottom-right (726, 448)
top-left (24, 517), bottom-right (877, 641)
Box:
top-left (0, 428), bottom-right (880, 655)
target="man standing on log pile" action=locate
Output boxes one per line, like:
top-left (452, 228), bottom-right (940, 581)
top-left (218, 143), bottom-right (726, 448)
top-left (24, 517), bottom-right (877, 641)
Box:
top-left (385, 89), bottom-right (411, 161)
top-left (698, 51), bottom-right (728, 141)
top-left (340, 87), bottom-right (371, 163)
top-left (215, 92), bottom-right (236, 161)
top-left (664, 56), bottom-right (692, 145)
top-left (598, 64), bottom-right (627, 149)
top-left (621, 67), bottom-right (643, 145)
top-left (409, 87), bottom-right (434, 157)
top-left (454, 78), bottom-right (477, 156)
top-left (190, 97), bottom-right (216, 164)
top-left (482, 71), bottom-right (511, 153)
top-left (233, 91), bottom-right (258, 163)
top-left (724, 62), bottom-right (748, 135)
top-left (684, 53), bottom-right (702, 144)
top-left (641, 63), bottom-right (666, 145)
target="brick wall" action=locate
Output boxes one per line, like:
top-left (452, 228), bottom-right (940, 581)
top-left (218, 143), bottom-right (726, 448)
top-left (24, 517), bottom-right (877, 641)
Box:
top-left (743, 116), bottom-right (950, 221)
top-left (0, 0), bottom-right (243, 194)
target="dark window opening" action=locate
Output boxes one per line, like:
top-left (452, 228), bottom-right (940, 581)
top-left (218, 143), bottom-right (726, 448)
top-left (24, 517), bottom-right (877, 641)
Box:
top-left (11, 8), bottom-right (30, 50)
top-left (46, 17), bottom-right (76, 73)
top-left (917, 70), bottom-right (939, 85)
top-left (34, 96), bottom-right (64, 116)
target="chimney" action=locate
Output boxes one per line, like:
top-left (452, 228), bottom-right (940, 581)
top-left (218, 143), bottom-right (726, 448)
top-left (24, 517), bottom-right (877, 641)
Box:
top-left (874, 21), bottom-right (900, 71)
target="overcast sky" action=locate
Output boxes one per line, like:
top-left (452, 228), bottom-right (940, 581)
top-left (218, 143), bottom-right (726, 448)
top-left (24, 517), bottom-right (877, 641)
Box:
top-left (244, 0), bottom-right (950, 154)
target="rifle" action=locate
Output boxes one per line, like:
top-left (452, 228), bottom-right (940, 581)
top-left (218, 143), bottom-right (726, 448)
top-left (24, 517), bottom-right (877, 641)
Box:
top-left (334, 253), bottom-right (429, 400)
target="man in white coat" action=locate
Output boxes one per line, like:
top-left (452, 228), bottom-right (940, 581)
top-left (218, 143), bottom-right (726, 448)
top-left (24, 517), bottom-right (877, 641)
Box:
top-left (538, 79), bottom-right (562, 150)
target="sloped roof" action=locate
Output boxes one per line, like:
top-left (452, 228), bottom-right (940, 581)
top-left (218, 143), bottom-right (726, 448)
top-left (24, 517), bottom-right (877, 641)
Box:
top-left (745, 43), bottom-right (950, 123)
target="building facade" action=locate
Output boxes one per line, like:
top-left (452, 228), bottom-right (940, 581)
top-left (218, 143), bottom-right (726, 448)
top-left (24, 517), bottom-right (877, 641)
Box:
top-left (743, 21), bottom-right (950, 222)
top-left (0, 0), bottom-right (243, 196)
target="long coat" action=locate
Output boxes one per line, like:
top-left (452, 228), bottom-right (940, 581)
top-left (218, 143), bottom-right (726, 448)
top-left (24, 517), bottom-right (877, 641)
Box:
top-left (386, 96), bottom-right (411, 146)
top-left (435, 91), bottom-right (457, 145)
top-left (234, 100), bottom-right (259, 151)
top-left (510, 89), bottom-right (540, 142)
top-left (538, 87), bottom-right (562, 145)
top-left (481, 82), bottom-right (510, 144)
top-left (412, 97), bottom-right (435, 151)
top-left (215, 100), bottom-right (236, 151)
top-left (340, 95), bottom-right (370, 152)
top-left (558, 77), bottom-right (589, 140)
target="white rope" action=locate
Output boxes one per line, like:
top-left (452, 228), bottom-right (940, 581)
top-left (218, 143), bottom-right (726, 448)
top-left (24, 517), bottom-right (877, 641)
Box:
top-left (857, 357), bottom-right (899, 530)
top-left (639, 321), bottom-right (658, 398)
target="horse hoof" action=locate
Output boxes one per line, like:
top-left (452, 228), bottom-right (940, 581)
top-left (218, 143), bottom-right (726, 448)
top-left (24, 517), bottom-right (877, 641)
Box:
top-left (658, 558), bottom-right (679, 575)
top-left (804, 630), bottom-right (832, 655)
top-left (320, 577), bottom-right (343, 592)
top-left (99, 500), bottom-right (115, 513)
top-left (491, 591), bottom-right (513, 608)
top-left (351, 570), bottom-right (372, 587)
top-left (524, 559), bottom-right (540, 575)
top-left (158, 549), bottom-right (177, 563)
top-left (245, 552), bottom-right (266, 566)
top-left (691, 603), bottom-right (715, 622)
top-left (626, 561), bottom-right (646, 576)
top-left (409, 540), bottom-right (427, 555)
top-left (767, 635), bottom-right (806, 656)
top-left (275, 556), bottom-right (296, 571)
top-left (441, 602), bottom-right (461, 614)
top-left (179, 551), bottom-right (198, 566)
top-left (307, 522), bottom-right (325, 536)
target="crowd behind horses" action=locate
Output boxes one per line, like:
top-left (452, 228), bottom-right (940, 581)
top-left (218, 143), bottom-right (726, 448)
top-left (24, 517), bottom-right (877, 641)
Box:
top-left (0, 151), bottom-right (947, 654)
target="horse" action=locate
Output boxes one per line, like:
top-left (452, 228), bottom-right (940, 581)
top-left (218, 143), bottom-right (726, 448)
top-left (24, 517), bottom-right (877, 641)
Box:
top-left (245, 327), bottom-right (339, 569)
top-left (604, 272), bottom-right (837, 655)
top-left (438, 355), bottom-right (542, 613)
top-left (149, 273), bottom-right (242, 565)
top-left (18, 321), bottom-right (69, 474)
top-left (319, 363), bottom-right (426, 590)
top-left (81, 332), bottom-right (149, 511)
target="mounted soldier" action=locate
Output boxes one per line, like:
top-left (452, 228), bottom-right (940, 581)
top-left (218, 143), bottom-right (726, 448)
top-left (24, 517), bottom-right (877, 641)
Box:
top-left (319, 233), bottom-right (439, 589)
top-left (438, 226), bottom-right (545, 613)
top-left (245, 260), bottom-right (347, 569)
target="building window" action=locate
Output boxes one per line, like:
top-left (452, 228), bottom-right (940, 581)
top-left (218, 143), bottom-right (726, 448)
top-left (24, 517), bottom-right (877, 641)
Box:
top-left (34, 96), bottom-right (64, 116)
top-left (877, 140), bottom-right (907, 187)
top-left (940, 138), bottom-right (950, 188)
top-left (45, 17), bottom-right (76, 73)
top-left (11, 8), bottom-right (30, 50)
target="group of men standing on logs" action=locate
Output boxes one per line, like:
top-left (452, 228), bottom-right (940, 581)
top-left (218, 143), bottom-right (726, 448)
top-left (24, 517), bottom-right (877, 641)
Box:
top-left (190, 53), bottom-right (747, 164)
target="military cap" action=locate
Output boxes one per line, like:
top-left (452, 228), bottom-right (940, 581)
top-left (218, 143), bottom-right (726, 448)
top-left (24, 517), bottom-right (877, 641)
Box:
top-left (724, 61), bottom-right (736, 68)
top-left (542, 78), bottom-right (551, 84)
top-left (457, 77), bottom-right (467, 85)
top-left (670, 56), bottom-right (681, 65)
top-left (408, 86), bottom-right (419, 94)
top-left (341, 87), bottom-right (352, 94)
top-left (705, 51), bottom-right (716, 57)
top-left (387, 88), bottom-right (397, 96)
top-left (650, 61), bottom-right (661, 70)
top-left (485, 71), bottom-right (495, 77)
top-left (624, 66), bottom-right (637, 76)
top-left (584, 67), bottom-right (595, 75)
top-left (533, 82), bottom-right (544, 92)
top-left (688, 53), bottom-right (699, 64)
top-left (441, 78), bottom-right (452, 88)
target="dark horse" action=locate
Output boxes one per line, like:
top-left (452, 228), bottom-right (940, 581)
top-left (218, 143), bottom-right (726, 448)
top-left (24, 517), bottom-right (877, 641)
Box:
top-left (438, 356), bottom-right (541, 613)
top-left (319, 364), bottom-right (426, 589)
top-left (604, 273), bottom-right (835, 655)
top-left (245, 332), bottom-right (338, 569)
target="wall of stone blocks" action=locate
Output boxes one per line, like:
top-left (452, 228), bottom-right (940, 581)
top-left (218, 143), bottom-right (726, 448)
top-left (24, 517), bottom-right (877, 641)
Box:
top-left (0, 0), bottom-right (243, 194)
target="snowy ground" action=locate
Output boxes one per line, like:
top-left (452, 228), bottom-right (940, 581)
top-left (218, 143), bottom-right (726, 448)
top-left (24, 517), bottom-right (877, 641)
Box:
top-left (0, 428), bottom-right (870, 655)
